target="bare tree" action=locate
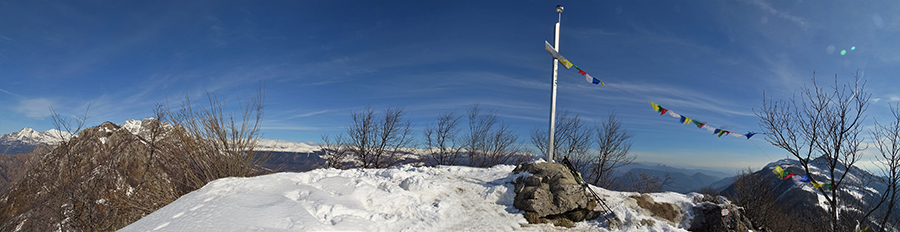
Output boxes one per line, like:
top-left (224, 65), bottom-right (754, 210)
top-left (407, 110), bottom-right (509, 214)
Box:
top-left (531, 109), bottom-right (593, 170)
top-left (319, 134), bottom-right (351, 169)
top-left (872, 103), bottom-right (900, 228)
top-left (423, 112), bottom-right (464, 166)
top-left (588, 113), bottom-right (635, 188)
top-left (344, 107), bottom-right (414, 168)
top-left (464, 105), bottom-right (522, 167)
top-left (756, 73), bottom-right (873, 231)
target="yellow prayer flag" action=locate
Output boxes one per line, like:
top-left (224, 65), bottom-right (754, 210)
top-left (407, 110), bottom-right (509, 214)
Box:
top-left (772, 166), bottom-right (785, 178)
top-left (649, 101), bottom-right (660, 112)
top-left (559, 58), bottom-right (573, 69)
top-left (812, 181), bottom-right (823, 189)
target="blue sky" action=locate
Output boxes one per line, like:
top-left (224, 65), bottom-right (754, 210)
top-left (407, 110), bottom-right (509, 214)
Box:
top-left (2, 0), bottom-right (899, 173)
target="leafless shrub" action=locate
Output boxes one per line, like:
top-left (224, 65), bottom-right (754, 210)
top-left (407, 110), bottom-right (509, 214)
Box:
top-left (464, 105), bottom-right (522, 167)
top-left (319, 134), bottom-right (351, 169)
top-left (339, 106), bottom-right (414, 169)
top-left (423, 112), bottom-right (464, 166)
top-left (531, 109), bottom-right (592, 170)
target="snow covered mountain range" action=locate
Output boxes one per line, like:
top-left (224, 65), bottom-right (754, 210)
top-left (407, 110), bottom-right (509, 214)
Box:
top-left (0, 128), bottom-right (71, 154)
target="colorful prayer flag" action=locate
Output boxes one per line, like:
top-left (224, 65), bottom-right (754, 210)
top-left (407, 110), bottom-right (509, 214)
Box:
top-left (692, 120), bottom-right (706, 129)
top-left (773, 166), bottom-right (786, 179)
top-left (745, 132), bottom-right (755, 139)
top-left (792, 175), bottom-right (811, 183)
top-left (587, 74), bottom-right (603, 85)
top-left (784, 173), bottom-right (796, 180)
top-left (715, 129), bottom-right (728, 137)
top-left (578, 69), bottom-right (586, 75)
top-left (680, 116), bottom-right (692, 124)
top-left (558, 58), bottom-right (573, 69)
top-left (812, 181), bottom-right (823, 189)
top-left (668, 111), bottom-right (681, 118)
top-left (649, 101), bottom-right (660, 112)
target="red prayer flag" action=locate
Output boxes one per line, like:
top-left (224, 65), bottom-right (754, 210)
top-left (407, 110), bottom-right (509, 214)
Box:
top-left (578, 69), bottom-right (586, 75)
top-left (784, 173), bottom-right (796, 180)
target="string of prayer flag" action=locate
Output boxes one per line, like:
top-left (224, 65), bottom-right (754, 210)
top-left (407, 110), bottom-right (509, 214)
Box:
top-left (648, 101), bottom-right (755, 139)
top-left (772, 166), bottom-right (834, 190)
top-left (544, 41), bottom-right (757, 140)
top-left (546, 41), bottom-right (604, 86)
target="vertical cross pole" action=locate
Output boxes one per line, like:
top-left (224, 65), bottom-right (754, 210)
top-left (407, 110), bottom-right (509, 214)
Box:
top-left (548, 5), bottom-right (563, 162)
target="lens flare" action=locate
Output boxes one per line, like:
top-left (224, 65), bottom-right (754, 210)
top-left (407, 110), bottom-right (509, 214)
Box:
top-left (826, 45), bottom-right (835, 54)
top-left (851, 46), bottom-right (856, 50)
top-left (841, 50), bottom-right (847, 55)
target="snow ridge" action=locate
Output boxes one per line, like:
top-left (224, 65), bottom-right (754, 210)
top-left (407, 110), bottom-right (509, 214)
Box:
top-left (120, 164), bottom-right (700, 231)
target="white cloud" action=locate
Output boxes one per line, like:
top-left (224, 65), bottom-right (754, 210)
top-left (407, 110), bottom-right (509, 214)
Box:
top-left (16, 98), bottom-right (54, 119)
top-left (0, 87), bottom-right (23, 98)
top-left (890, 95), bottom-right (900, 102)
top-left (746, 0), bottom-right (810, 30)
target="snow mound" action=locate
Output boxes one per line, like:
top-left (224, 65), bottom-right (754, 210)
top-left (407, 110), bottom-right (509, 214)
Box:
top-left (119, 165), bottom-right (699, 232)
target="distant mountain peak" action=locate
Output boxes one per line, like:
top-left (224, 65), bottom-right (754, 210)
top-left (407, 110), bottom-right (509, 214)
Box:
top-left (1, 127), bottom-right (72, 146)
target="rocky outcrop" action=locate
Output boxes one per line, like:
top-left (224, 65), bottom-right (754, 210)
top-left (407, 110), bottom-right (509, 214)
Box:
top-left (689, 196), bottom-right (757, 232)
top-left (512, 162), bottom-right (601, 227)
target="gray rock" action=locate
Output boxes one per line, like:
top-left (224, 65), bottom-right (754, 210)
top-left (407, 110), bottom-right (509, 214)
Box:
top-left (689, 201), bottom-right (756, 232)
top-left (513, 162), bottom-right (601, 227)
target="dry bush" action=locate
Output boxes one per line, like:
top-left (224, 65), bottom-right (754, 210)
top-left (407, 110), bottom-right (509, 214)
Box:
top-left (531, 109), bottom-right (592, 170)
top-left (422, 112), bottom-right (464, 166)
top-left (320, 107), bottom-right (414, 169)
top-left (464, 105), bottom-right (522, 167)
top-left (0, 88), bottom-right (269, 231)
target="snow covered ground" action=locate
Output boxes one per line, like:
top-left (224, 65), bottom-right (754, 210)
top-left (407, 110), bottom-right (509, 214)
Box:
top-left (119, 163), bottom-right (701, 232)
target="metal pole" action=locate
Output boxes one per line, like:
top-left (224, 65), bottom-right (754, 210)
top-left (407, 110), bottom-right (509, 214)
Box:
top-left (548, 5), bottom-right (563, 162)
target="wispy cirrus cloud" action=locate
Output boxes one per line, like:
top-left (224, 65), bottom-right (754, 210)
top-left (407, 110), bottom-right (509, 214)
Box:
top-left (0, 87), bottom-right (23, 98)
top-left (16, 98), bottom-right (54, 119)
top-left (746, 0), bottom-right (810, 30)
